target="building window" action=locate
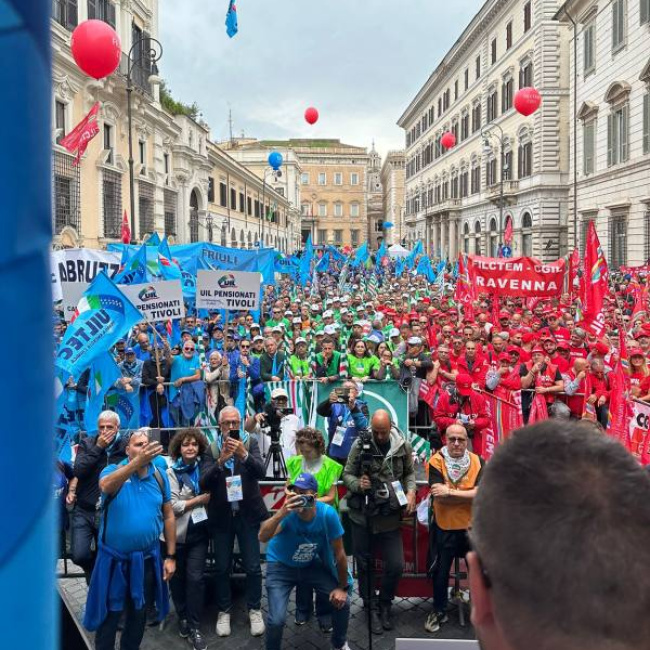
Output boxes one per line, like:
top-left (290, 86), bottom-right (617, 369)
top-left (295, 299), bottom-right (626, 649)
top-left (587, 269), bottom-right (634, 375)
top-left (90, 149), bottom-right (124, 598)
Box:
top-left (607, 104), bottom-right (629, 166)
top-left (102, 169), bottom-right (122, 238)
top-left (502, 78), bottom-right (514, 113)
top-left (463, 223), bottom-right (470, 253)
top-left (350, 203), bottom-right (360, 217)
top-left (438, 97), bottom-right (443, 115)
top-left (103, 123), bottom-right (114, 165)
top-left (55, 100), bottom-right (66, 144)
top-left (487, 89), bottom-right (498, 122)
top-left (612, 0), bottom-right (626, 53)
top-left (506, 21), bottom-right (513, 50)
top-left (643, 90), bottom-right (650, 154)
top-left (351, 229), bottom-right (359, 246)
top-left (254, 200), bottom-right (260, 218)
top-left (460, 170), bottom-right (469, 197)
top-left (229, 187), bottom-right (236, 209)
top-left (609, 213), bottom-right (627, 267)
top-left (334, 229), bottom-right (343, 245)
top-left (318, 203), bottom-right (327, 217)
top-left (486, 159), bottom-right (497, 187)
top-left (138, 140), bottom-right (146, 173)
top-left (464, 68), bottom-right (469, 90)
top-left (641, 0), bottom-right (650, 24)
top-left (350, 172), bottom-right (359, 185)
top-left (239, 192), bottom-right (245, 212)
top-left (138, 182), bottom-right (155, 237)
top-left (301, 173), bottom-right (309, 185)
top-left (53, 151), bottom-right (80, 235)
top-left (443, 89), bottom-right (450, 111)
top-left (524, 1), bottom-right (532, 32)
top-left (583, 120), bottom-right (596, 175)
top-left (219, 182), bottom-right (227, 207)
top-left (475, 221), bottom-right (482, 255)
top-left (504, 150), bottom-right (513, 180)
top-left (317, 229), bottom-right (327, 245)
top-left (472, 102), bottom-right (482, 133)
top-left (334, 172), bottom-right (343, 185)
top-left (518, 141), bottom-right (533, 178)
top-left (521, 212), bottom-right (533, 256)
top-left (584, 20), bottom-right (596, 75)
top-left (87, 0), bottom-right (116, 28)
top-left (476, 55), bottom-right (481, 80)
top-left (454, 80), bottom-right (459, 101)
top-left (164, 153), bottom-right (170, 185)
top-left (471, 165), bottom-right (481, 194)
top-left (301, 202), bottom-right (310, 216)
top-left (491, 38), bottom-right (497, 65)
top-left (461, 112), bottom-right (469, 140)
top-left (164, 189), bottom-right (177, 236)
top-left (520, 60), bottom-right (533, 88)
top-left (318, 172), bottom-right (326, 185)
top-left (52, 0), bottom-right (78, 30)
top-left (207, 177), bottom-right (215, 203)
top-left (489, 218), bottom-right (499, 257)
top-left (451, 173), bottom-right (459, 199)
top-left (334, 202), bottom-right (343, 217)
top-left (247, 196), bottom-right (252, 215)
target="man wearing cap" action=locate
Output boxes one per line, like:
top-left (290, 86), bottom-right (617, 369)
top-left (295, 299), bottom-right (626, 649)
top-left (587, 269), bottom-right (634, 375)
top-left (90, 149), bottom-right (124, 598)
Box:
top-left (114, 347), bottom-right (144, 427)
top-left (520, 346), bottom-right (564, 423)
top-left (169, 339), bottom-right (203, 428)
top-left (398, 336), bottom-right (434, 429)
top-left (288, 338), bottom-right (312, 379)
top-left (259, 473), bottom-right (352, 650)
top-left (569, 327), bottom-right (589, 361)
top-left (433, 374), bottom-right (490, 455)
top-left (546, 312), bottom-right (570, 342)
top-left (141, 342), bottom-right (173, 430)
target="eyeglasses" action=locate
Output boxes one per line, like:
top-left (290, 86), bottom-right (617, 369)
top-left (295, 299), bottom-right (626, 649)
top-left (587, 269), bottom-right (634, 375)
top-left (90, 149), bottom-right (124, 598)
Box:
top-left (183, 347), bottom-right (195, 351)
top-left (221, 419), bottom-right (240, 427)
top-left (448, 437), bottom-right (468, 444)
top-left (240, 344), bottom-right (250, 349)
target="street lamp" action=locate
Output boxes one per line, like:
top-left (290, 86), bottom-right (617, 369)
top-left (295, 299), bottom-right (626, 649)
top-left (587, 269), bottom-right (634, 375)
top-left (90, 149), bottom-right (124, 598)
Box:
top-left (260, 166), bottom-right (282, 246)
top-left (480, 123), bottom-right (507, 254)
top-left (126, 36), bottom-right (163, 243)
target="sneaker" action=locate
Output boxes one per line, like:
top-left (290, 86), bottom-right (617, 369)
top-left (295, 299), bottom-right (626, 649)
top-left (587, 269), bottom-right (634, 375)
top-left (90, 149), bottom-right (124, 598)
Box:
top-left (424, 611), bottom-right (448, 633)
top-left (318, 617), bottom-right (333, 634)
top-left (178, 618), bottom-right (190, 638)
top-left (216, 612), bottom-right (231, 637)
top-left (335, 644), bottom-right (351, 650)
top-left (188, 629), bottom-right (207, 650)
top-left (249, 609), bottom-right (265, 636)
top-left (295, 611), bottom-right (310, 626)
top-left (379, 604), bottom-right (394, 631)
top-left (370, 608), bottom-right (384, 635)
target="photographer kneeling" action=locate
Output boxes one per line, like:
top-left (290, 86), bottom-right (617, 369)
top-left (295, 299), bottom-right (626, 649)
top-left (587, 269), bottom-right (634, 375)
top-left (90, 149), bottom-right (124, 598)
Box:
top-left (259, 473), bottom-right (352, 650)
top-left (343, 410), bottom-right (416, 634)
top-left (245, 388), bottom-right (301, 477)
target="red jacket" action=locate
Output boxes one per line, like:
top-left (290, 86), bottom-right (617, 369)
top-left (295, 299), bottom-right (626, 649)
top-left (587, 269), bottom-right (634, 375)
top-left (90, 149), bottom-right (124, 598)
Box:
top-left (455, 355), bottom-right (489, 388)
top-left (433, 390), bottom-right (490, 437)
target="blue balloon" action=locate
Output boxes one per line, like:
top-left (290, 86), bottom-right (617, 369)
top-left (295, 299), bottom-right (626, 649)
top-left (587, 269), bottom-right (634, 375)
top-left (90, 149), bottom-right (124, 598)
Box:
top-left (268, 151), bottom-right (283, 170)
top-left (383, 222), bottom-right (394, 228)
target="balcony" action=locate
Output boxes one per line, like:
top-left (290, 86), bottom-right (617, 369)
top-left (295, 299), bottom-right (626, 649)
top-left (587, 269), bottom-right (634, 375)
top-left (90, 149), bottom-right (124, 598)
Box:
top-left (119, 53), bottom-right (152, 95)
top-left (486, 180), bottom-right (519, 206)
top-left (429, 198), bottom-right (462, 215)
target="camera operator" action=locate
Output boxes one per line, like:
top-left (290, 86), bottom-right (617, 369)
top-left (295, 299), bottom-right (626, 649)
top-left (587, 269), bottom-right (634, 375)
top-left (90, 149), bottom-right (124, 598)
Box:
top-left (343, 410), bottom-right (416, 634)
top-left (259, 473), bottom-right (352, 650)
top-left (245, 388), bottom-right (301, 476)
top-left (316, 380), bottom-right (369, 464)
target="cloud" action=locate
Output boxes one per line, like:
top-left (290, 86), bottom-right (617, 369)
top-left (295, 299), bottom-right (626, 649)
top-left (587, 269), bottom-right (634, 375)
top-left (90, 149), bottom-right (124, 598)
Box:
top-left (159, 0), bottom-right (481, 157)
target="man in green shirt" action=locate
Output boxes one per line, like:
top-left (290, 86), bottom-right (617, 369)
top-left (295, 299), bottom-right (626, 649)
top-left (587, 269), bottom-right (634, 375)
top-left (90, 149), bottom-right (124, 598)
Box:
top-left (312, 337), bottom-right (346, 383)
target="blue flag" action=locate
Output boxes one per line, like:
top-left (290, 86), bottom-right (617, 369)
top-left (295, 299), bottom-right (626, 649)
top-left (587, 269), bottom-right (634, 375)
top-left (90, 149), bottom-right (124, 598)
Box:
top-left (106, 389), bottom-right (140, 430)
top-left (83, 353), bottom-right (122, 433)
top-left (114, 243), bottom-right (149, 285)
top-left (416, 255), bottom-right (437, 283)
top-left (158, 235), bottom-right (182, 281)
top-left (146, 232), bottom-right (161, 247)
top-left (351, 242), bottom-right (369, 268)
top-left (405, 240), bottom-right (423, 270)
top-left (315, 250), bottom-right (331, 273)
top-left (376, 240), bottom-right (387, 267)
top-left (225, 0), bottom-right (238, 37)
top-left (299, 234), bottom-right (313, 286)
top-left (55, 272), bottom-right (142, 378)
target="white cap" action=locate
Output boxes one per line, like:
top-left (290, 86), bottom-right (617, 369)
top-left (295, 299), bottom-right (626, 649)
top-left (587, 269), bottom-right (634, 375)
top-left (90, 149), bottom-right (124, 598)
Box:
top-left (407, 336), bottom-right (422, 345)
top-left (271, 387), bottom-right (289, 399)
top-left (340, 308), bottom-right (349, 315)
top-left (367, 334), bottom-right (381, 344)
top-left (272, 326), bottom-right (283, 333)
top-left (324, 324), bottom-right (337, 335)
top-left (250, 322), bottom-right (260, 329)
top-left (253, 335), bottom-right (264, 342)
top-left (323, 309), bottom-right (334, 318)
top-left (292, 317), bottom-right (302, 324)
top-left (296, 337), bottom-right (307, 345)
top-left (389, 328), bottom-right (400, 337)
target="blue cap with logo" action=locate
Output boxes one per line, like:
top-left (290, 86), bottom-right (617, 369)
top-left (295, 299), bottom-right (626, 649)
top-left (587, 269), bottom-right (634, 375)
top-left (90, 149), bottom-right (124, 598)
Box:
top-left (289, 472), bottom-right (318, 492)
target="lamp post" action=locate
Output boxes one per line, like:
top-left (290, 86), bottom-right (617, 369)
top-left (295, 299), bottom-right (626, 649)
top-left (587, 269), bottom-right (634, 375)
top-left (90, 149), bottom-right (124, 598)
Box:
top-left (480, 123), bottom-right (507, 254)
top-left (126, 36), bottom-right (163, 243)
top-left (260, 166), bottom-right (281, 247)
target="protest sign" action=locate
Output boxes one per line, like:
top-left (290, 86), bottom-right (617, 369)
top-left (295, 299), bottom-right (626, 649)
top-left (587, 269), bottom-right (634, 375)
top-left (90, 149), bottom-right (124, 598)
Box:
top-left (468, 255), bottom-right (565, 297)
top-left (120, 281), bottom-right (185, 322)
top-left (61, 281), bottom-right (89, 321)
top-left (196, 270), bottom-right (261, 311)
top-left (628, 400), bottom-right (650, 466)
top-left (51, 249), bottom-right (121, 302)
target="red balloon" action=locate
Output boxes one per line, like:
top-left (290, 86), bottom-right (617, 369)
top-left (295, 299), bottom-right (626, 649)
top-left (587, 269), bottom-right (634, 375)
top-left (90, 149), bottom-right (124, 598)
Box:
top-left (304, 107), bottom-right (319, 125)
top-left (514, 87), bottom-right (542, 116)
top-left (440, 131), bottom-right (456, 149)
top-left (71, 20), bottom-right (121, 80)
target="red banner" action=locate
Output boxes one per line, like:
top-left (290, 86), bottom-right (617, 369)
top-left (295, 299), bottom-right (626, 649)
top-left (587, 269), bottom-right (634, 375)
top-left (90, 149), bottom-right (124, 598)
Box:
top-left (468, 256), bottom-right (565, 297)
top-left (59, 102), bottom-right (101, 166)
top-left (581, 221), bottom-right (609, 337)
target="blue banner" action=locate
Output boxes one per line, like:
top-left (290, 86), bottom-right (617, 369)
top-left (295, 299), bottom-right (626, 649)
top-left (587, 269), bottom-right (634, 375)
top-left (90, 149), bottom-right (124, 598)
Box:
top-left (83, 353), bottom-right (122, 433)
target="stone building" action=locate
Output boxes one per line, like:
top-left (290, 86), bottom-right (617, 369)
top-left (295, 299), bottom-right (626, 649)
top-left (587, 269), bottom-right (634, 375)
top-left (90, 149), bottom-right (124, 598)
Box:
top-left (381, 151), bottom-right (406, 246)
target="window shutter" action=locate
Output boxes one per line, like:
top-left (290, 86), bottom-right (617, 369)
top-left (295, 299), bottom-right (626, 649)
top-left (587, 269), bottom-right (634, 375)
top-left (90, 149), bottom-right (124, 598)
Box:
top-left (612, 1), bottom-right (619, 48)
top-left (607, 114), bottom-right (613, 166)
top-left (66, 0), bottom-right (78, 30)
top-left (641, 0), bottom-right (649, 25)
top-left (642, 93), bottom-right (650, 154)
top-left (107, 1), bottom-right (116, 28)
top-left (621, 104), bottom-right (629, 162)
top-left (87, 0), bottom-right (97, 19)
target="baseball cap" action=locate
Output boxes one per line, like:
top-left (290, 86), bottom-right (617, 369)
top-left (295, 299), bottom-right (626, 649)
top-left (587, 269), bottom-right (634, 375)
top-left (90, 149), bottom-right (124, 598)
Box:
top-left (253, 335), bottom-right (264, 342)
top-left (629, 348), bottom-right (645, 357)
top-left (125, 347), bottom-right (135, 354)
top-left (531, 346), bottom-right (545, 355)
top-left (292, 317), bottom-right (302, 324)
top-left (389, 328), bottom-right (400, 338)
top-left (367, 334), bottom-right (381, 344)
top-left (271, 387), bottom-right (289, 400)
top-left (272, 326), bottom-right (283, 333)
top-left (288, 472), bottom-right (318, 492)
top-left (507, 346), bottom-right (521, 356)
top-left (455, 373), bottom-right (473, 396)
top-left (296, 337), bottom-right (307, 345)
top-left (498, 352), bottom-right (511, 362)
top-left (323, 309), bottom-right (334, 318)
top-left (250, 323), bottom-right (260, 329)
top-left (556, 340), bottom-right (570, 350)
top-left (407, 336), bottom-right (422, 345)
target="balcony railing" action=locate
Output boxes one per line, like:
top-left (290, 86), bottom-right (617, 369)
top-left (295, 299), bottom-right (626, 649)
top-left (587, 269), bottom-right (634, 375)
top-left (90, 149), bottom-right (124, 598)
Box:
top-left (487, 180), bottom-right (519, 204)
top-left (119, 53), bottom-right (152, 95)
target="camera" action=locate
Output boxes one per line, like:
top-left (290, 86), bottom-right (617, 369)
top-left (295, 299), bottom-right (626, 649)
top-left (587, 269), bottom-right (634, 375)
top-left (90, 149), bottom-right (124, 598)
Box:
top-left (293, 494), bottom-right (315, 509)
top-left (261, 401), bottom-right (293, 442)
top-left (336, 387), bottom-right (351, 403)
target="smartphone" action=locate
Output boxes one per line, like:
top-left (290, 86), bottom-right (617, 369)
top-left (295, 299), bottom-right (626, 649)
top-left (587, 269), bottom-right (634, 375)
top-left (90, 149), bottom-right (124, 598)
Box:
top-left (148, 428), bottom-right (162, 443)
top-left (295, 494), bottom-right (315, 508)
top-left (228, 429), bottom-right (240, 441)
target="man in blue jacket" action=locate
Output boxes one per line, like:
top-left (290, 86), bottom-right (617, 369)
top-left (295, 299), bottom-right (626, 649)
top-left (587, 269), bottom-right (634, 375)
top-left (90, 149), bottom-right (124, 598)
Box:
top-left (316, 380), bottom-right (369, 464)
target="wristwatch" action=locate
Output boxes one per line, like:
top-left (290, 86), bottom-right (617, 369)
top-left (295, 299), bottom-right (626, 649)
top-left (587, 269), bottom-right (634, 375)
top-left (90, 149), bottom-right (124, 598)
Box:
top-left (338, 583), bottom-right (350, 591)
top-left (165, 554), bottom-right (176, 561)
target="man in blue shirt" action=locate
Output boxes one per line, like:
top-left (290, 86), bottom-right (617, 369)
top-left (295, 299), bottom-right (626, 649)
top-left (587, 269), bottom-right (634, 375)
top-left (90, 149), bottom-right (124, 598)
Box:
top-left (83, 428), bottom-right (177, 650)
top-left (259, 473), bottom-right (351, 650)
top-left (169, 339), bottom-right (202, 427)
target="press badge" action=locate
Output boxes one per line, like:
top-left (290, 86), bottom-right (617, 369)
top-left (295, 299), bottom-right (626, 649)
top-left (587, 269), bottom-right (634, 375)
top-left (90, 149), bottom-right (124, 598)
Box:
top-left (226, 475), bottom-right (243, 502)
top-left (391, 480), bottom-right (408, 507)
top-left (332, 426), bottom-right (346, 447)
top-left (191, 506), bottom-right (208, 524)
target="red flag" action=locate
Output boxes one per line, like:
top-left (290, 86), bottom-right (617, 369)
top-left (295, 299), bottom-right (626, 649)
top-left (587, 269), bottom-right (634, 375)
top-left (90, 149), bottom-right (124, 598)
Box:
top-left (581, 222), bottom-right (609, 337)
top-left (120, 210), bottom-right (131, 244)
top-left (59, 102), bottom-right (101, 166)
top-left (504, 215), bottom-right (513, 246)
top-left (568, 248), bottom-right (580, 299)
top-left (528, 393), bottom-right (549, 424)
top-left (454, 253), bottom-right (476, 320)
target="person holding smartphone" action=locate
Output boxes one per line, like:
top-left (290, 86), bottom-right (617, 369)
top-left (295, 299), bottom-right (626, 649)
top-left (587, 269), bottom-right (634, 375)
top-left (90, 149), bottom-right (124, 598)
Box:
top-left (259, 473), bottom-right (352, 650)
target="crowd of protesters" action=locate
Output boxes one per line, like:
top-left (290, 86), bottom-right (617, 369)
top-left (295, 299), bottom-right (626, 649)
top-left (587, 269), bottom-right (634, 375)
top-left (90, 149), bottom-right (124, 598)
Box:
top-left (54, 253), bottom-right (650, 650)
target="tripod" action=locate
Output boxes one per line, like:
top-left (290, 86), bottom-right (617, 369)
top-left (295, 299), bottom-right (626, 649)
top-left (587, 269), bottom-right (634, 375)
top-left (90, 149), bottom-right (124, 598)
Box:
top-left (263, 438), bottom-right (287, 480)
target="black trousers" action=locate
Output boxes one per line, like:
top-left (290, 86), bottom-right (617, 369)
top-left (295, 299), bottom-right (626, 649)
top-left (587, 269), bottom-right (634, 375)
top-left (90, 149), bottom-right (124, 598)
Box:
top-left (169, 537), bottom-right (209, 629)
top-left (69, 506), bottom-right (98, 584)
top-left (350, 521), bottom-right (404, 606)
top-left (95, 558), bottom-right (155, 650)
top-left (432, 528), bottom-right (469, 614)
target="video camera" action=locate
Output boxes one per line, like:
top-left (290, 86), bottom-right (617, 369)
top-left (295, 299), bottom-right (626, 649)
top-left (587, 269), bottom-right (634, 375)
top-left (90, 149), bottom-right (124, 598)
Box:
top-left (261, 401), bottom-right (294, 442)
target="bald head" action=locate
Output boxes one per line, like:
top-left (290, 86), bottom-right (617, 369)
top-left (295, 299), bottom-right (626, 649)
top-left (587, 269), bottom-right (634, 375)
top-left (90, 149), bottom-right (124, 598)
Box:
top-left (371, 409), bottom-right (392, 445)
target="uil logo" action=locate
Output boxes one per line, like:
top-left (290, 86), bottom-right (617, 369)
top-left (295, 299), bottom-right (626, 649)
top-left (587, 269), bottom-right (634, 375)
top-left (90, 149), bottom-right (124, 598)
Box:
top-left (218, 273), bottom-right (237, 288)
top-left (138, 285), bottom-right (159, 302)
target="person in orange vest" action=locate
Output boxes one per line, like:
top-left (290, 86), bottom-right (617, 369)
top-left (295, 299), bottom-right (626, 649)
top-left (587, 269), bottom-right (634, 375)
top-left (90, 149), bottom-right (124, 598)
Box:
top-left (424, 424), bottom-right (484, 633)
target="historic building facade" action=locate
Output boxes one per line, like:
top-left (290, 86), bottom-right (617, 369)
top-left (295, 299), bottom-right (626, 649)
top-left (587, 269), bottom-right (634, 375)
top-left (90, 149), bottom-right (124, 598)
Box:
top-left (380, 151), bottom-right (406, 246)
top-left (398, 0), bottom-right (571, 262)
top-left (556, 0), bottom-right (650, 267)
top-left (51, 0), bottom-right (292, 251)
top-left (366, 143), bottom-right (384, 249)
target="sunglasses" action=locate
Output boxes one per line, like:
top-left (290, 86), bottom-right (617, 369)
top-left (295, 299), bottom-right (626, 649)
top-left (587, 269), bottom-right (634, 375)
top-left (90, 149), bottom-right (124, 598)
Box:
top-left (240, 344), bottom-right (250, 349)
top-left (183, 347), bottom-right (195, 351)
top-left (448, 436), bottom-right (468, 444)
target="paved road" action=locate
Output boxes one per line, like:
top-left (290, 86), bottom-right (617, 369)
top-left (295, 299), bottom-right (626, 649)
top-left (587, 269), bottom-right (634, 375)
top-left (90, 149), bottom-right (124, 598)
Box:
top-left (59, 561), bottom-right (477, 650)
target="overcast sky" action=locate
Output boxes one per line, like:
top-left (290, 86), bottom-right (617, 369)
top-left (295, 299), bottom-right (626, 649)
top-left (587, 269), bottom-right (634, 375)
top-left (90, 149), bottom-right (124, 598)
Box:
top-left (159, 0), bottom-right (481, 158)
